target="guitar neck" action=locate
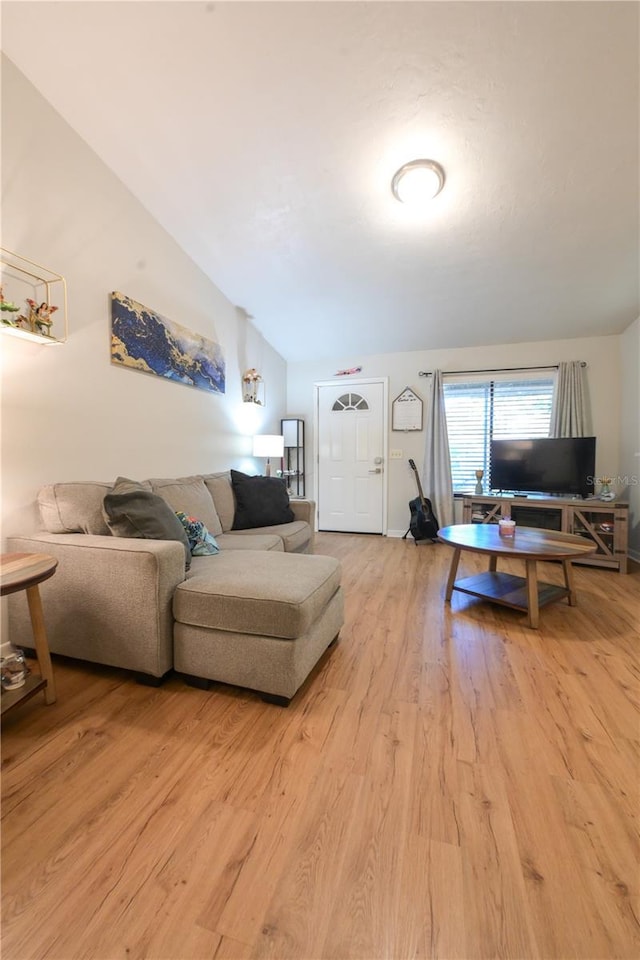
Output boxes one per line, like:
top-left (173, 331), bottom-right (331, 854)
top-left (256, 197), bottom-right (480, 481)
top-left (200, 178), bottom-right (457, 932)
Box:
top-left (408, 460), bottom-right (427, 506)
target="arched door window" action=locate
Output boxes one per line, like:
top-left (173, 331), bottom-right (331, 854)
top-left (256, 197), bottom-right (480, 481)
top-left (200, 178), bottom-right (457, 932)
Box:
top-left (331, 393), bottom-right (369, 412)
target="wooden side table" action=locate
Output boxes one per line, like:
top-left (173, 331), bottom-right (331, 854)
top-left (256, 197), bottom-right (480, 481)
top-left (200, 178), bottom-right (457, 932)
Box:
top-left (1, 552), bottom-right (58, 715)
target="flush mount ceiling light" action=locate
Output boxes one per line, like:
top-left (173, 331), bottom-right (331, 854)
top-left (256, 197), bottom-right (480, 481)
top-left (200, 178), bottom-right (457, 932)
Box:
top-left (391, 159), bottom-right (446, 204)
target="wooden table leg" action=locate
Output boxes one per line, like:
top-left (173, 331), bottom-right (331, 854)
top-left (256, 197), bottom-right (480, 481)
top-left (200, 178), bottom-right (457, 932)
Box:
top-left (488, 555), bottom-right (498, 572)
top-left (445, 548), bottom-right (461, 602)
top-left (25, 584), bottom-right (56, 704)
top-left (525, 559), bottom-right (539, 629)
top-left (562, 559), bottom-right (577, 605)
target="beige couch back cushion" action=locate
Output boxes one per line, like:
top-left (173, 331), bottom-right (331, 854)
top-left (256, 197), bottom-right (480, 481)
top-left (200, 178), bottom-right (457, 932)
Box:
top-left (38, 474), bottom-right (235, 539)
top-left (201, 472), bottom-right (235, 532)
top-left (149, 476), bottom-right (223, 537)
top-left (39, 482), bottom-right (116, 535)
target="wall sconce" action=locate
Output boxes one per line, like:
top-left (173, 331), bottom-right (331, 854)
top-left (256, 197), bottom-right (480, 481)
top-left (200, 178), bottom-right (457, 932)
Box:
top-left (243, 367), bottom-right (264, 404)
top-left (252, 434), bottom-right (284, 476)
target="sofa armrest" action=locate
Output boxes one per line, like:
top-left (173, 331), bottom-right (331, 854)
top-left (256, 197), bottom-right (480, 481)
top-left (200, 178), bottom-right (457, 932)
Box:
top-left (6, 534), bottom-right (186, 678)
top-left (289, 499), bottom-right (316, 528)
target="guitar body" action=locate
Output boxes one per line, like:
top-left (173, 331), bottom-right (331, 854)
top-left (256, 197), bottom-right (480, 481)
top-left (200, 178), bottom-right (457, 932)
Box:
top-left (408, 496), bottom-right (439, 541)
top-left (405, 460), bottom-right (440, 543)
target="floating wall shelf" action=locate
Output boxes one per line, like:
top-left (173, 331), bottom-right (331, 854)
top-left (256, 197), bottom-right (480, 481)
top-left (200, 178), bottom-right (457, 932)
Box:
top-left (0, 248), bottom-right (68, 344)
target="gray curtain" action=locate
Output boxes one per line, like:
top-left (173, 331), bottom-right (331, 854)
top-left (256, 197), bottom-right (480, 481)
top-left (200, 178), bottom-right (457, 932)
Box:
top-left (550, 361), bottom-right (592, 437)
top-left (422, 369), bottom-right (454, 528)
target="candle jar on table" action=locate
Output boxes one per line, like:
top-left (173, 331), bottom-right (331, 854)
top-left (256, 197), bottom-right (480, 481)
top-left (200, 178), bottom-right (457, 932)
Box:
top-left (498, 518), bottom-right (516, 538)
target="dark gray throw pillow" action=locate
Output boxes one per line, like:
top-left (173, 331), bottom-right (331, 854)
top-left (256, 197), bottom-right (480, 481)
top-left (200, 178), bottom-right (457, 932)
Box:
top-left (103, 476), bottom-right (191, 570)
top-left (231, 469), bottom-right (295, 530)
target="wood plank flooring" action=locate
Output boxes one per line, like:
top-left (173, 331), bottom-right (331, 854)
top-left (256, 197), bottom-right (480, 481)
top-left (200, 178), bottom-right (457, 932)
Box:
top-left (2, 533), bottom-right (639, 959)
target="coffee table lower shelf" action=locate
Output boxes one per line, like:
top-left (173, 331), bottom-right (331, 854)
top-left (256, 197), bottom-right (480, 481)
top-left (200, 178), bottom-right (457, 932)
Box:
top-left (451, 571), bottom-right (570, 616)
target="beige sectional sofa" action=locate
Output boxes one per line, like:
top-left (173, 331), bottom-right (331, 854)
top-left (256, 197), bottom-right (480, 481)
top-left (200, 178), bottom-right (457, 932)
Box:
top-left (8, 471), bottom-right (344, 704)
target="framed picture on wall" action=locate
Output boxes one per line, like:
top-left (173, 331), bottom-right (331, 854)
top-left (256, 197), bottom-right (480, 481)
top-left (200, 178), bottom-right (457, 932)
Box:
top-left (111, 291), bottom-right (226, 394)
top-left (392, 387), bottom-right (423, 431)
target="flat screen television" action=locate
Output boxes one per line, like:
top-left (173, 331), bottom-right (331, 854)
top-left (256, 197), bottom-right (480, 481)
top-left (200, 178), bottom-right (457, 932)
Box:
top-left (489, 437), bottom-right (596, 499)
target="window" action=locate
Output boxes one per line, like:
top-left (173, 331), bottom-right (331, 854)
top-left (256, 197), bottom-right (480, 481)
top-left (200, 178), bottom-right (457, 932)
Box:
top-left (443, 375), bottom-right (555, 493)
top-left (332, 393), bottom-right (369, 411)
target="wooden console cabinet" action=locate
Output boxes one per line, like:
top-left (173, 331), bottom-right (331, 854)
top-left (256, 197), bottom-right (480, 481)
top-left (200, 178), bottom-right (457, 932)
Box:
top-left (461, 495), bottom-right (629, 573)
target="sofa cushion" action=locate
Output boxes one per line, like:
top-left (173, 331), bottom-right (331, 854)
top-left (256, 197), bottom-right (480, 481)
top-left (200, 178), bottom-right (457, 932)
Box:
top-left (103, 477), bottom-right (191, 570)
top-left (201, 472), bottom-right (235, 533)
top-left (213, 533), bottom-right (284, 552)
top-left (39, 482), bottom-right (116, 535)
top-left (225, 521), bottom-right (310, 553)
top-left (149, 476), bottom-right (223, 536)
top-left (174, 550), bottom-right (341, 639)
top-left (230, 470), bottom-right (294, 530)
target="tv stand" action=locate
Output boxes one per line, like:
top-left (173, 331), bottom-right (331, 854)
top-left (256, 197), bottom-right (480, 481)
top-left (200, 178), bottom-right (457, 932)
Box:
top-left (462, 494), bottom-right (629, 573)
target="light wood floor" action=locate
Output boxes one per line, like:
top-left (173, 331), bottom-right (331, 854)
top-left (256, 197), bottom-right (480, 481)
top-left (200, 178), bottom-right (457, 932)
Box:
top-left (2, 533), bottom-right (639, 960)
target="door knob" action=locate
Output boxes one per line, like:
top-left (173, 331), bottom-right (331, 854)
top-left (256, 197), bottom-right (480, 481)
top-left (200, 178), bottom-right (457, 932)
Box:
top-left (368, 467), bottom-right (382, 474)
top-left (374, 456), bottom-right (384, 464)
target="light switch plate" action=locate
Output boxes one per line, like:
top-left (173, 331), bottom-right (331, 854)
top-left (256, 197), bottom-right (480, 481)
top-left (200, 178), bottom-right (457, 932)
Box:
top-left (390, 449), bottom-right (403, 459)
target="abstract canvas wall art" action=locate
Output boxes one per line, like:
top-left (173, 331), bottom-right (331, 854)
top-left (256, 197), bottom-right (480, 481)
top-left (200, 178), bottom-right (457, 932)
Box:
top-left (111, 292), bottom-right (225, 394)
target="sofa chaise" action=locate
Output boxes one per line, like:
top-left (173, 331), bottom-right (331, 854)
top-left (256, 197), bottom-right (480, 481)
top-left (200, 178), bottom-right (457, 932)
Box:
top-left (7, 471), bottom-right (344, 704)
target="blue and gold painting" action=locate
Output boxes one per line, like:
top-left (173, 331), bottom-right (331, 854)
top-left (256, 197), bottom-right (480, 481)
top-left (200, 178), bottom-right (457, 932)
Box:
top-left (111, 292), bottom-right (225, 395)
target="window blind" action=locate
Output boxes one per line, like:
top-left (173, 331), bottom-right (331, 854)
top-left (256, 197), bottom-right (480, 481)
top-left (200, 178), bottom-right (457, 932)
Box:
top-left (443, 376), bottom-right (555, 493)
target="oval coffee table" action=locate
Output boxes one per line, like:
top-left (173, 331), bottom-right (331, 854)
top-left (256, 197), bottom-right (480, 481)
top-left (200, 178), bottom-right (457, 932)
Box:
top-left (438, 524), bottom-right (597, 628)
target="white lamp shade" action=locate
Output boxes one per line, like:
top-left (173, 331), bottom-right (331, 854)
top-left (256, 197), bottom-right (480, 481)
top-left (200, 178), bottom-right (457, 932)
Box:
top-left (252, 434), bottom-right (284, 458)
top-left (282, 420), bottom-right (299, 448)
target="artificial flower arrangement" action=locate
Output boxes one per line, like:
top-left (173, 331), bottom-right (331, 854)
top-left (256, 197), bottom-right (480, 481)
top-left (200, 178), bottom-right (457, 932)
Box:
top-left (1, 285), bottom-right (58, 336)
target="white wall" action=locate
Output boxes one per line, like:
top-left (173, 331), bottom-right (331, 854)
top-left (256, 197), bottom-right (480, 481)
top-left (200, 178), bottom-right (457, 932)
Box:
top-left (1, 56), bottom-right (286, 541)
top-left (287, 335), bottom-right (623, 536)
top-left (619, 317), bottom-right (640, 560)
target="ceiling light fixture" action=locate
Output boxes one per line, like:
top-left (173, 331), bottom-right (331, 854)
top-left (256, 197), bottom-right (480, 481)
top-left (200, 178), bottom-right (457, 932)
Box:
top-left (391, 159), bottom-right (446, 204)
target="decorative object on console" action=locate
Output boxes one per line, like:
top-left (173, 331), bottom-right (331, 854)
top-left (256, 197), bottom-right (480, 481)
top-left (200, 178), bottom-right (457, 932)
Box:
top-left (252, 434), bottom-right (284, 477)
top-left (231, 469), bottom-right (294, 530)
top-left (111, 292), bottom-right (225, 395)
top-left (475, 469), bottom-right (484, 495)
top-left (242, 367), bottom-right (264, 404)
top-left (598, 478), bottom-right (616, 502)
top-left (0, 249), bottom-right (67, 344)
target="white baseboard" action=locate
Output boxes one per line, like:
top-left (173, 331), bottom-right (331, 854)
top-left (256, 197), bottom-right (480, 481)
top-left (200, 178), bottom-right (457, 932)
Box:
top-left (387, 529), bottom-right (410, 539)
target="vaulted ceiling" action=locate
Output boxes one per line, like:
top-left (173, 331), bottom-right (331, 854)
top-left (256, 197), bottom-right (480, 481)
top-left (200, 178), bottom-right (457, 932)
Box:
top-left (2, 1), bottom-right (638, 362)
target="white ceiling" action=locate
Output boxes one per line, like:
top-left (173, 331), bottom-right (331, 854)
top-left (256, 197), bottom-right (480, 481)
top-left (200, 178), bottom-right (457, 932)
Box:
top-left (2, 1), bottom-right (638, 362)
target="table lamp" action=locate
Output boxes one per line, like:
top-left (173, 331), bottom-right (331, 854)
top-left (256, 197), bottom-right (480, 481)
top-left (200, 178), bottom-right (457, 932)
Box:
top-left (252, 434), bottom-right (284, 477)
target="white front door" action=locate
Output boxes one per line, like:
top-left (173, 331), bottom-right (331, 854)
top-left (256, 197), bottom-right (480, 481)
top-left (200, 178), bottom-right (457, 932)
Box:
top-left (316, 380), bottom-right (386, 533)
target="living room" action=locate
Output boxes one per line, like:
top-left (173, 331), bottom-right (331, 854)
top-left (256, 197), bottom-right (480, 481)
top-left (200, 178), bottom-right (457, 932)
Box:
top-left (1, 3), bottom-right (639, 959)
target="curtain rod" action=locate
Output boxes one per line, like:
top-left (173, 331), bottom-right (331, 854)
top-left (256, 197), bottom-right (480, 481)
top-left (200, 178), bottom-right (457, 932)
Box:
top-left (418, 362), bottom-right (586, 377)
